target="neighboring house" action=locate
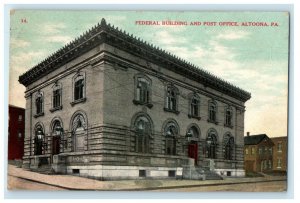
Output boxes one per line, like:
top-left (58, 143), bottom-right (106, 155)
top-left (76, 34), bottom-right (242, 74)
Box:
top-left (8, 105), bottom-right (25, 160)
top-left (244, 133), bottom-right (274, 172)
top-left (271, 136), bottom-right (287, 172)
top-left (19, 18), bottom-right (251, 180)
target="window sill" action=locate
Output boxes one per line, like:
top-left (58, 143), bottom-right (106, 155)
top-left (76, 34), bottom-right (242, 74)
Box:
top-left (224, 124), bottom-right (233, 128)
top-left (132, 100), bottom-right (153, 108)
top-left (164, 107), bottom-right (180, 115)
top-left (207, 119), bottom-right (218, 125)
top-left (34, 112), bottom-right (44, 118)
top-left (188, 114), bottom-right (201, 120)
top-left (50, 105), bottom-right (63, 112)
top-left (70, 98), bottom-right (86, 106)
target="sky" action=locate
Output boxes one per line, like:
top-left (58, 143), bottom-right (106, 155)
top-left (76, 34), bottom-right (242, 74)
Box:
top-left (9, 10), bottom-right (289, 137)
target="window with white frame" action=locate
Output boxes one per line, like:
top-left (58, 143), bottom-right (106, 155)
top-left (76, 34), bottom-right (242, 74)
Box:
top-left (277, 142), bottom-right (282, 152)
top-left (277, 159), bottom-right (282, 168)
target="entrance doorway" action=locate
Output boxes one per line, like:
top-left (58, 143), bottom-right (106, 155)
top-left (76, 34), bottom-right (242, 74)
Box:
top-left (188, 142), bottom-right (198, 165)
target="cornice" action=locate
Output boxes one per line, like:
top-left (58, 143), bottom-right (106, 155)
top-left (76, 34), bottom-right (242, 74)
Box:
top-left (19, 18), bottom-right (251, 102)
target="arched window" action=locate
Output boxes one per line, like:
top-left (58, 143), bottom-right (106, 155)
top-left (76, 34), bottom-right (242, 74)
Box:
top-left (51, 83), bottom-right (62, 111)
top-left (35, 91), bottom-right (44, 117)
top-left (165, 85), bottom-right (179, 114)
top-left (52, 120), bottom-right (63, 136)
top-left (34, 124), bottom-right (45, 155)
top-left (189, 94), bottom-right (200, 119)
top-left (224, 133), bottom-right (234, 160)
top-left (206, 129), bottom-right (218, 159)
top-left (208, 100), bottom-right (217, 123)
top-left (187, 125), bottom-right (200, 139)
top-left (134, 116), bottom-right (151, 153)
top-left (225, 106), bottom-right (233, 127)
top-left (71, 113), bottom-right (87, 152)
top-left (133, 75), bottom-right (152, 108)
top-left (164, 121), bottom-right (179, 155)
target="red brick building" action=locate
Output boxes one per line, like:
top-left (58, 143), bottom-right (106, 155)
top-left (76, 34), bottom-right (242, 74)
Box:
top-left (8, 105), bottom-right (25, 160)
top-left (271, 136), bottom-right (287, 172)
top-left (244, 133), bottom-right (274, 172)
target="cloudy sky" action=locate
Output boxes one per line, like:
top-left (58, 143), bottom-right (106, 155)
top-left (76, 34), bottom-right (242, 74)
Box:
top-left (9, 10), bottom-right (289, 137)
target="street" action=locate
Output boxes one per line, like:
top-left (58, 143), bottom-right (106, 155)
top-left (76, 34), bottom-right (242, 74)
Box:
top-left (153, 180), bottom-right (286, 192)
top-left (7, 164), bottom-right (287, 192)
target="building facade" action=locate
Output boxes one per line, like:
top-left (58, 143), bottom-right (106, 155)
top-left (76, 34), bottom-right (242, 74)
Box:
top-left (19, 19), bottom-right (251, 180)
top-left (8, 105), bottom-right (25, 160)
top-left (244, 133), bottom-right (274, 173)
top-left (271, 136), bottom-right (287, 172)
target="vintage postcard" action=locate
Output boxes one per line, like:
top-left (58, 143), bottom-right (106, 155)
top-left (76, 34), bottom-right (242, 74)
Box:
top-left (8, 10), bottom-right (289, 192)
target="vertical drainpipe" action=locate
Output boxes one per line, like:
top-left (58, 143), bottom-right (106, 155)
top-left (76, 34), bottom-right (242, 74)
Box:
top-left (30, 92), bottom-right (33, 156)
top-left (235, 107), bottom-right (238, 171)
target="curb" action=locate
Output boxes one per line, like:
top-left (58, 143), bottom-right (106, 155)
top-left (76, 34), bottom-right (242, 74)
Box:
top-left (8, 174), bottom-right (286, 191)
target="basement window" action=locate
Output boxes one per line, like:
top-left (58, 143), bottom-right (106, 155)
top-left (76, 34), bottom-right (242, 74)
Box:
top-left (139, 170), bottom-right (146, 177)
top-left (72, 169), bottom-right (80, 174)
top-left (168, 170), bottom-right (176, 177)
top-left (226, 171), bottom-right (231, 176)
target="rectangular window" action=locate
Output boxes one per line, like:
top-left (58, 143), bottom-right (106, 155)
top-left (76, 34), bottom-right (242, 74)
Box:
top-left (209, 106), bottom-right (216, 121)
top-left (36, 97), bottom-right (43, 114)
top-left (72, 169), bottom-right (80, 174)
top-left (245, 148), bottom-right (249, 155)
top-left (259, 147), bottom-right (262, 155)
top-left (18, 132), bottom-right (22, 138)
top-left (168, 170), bottom-right (176, 177)
top-left (277, 159), bottom-right (282, 168)
top-left (18, 115), bottom-right (22, 121)
top-left (225, 108), bottom-right (232, 126)
top-left (251, 147), bottom-right (255, 155)
top-left (74, 79), bottom-right (84, 100)
top-left (139, 170), bottom-right (146, 177)
top-left (268, 160), bottom-right (272, 169)
top-left (53, 89), bottom-right (61, 108)
top-left (277, 143), bottom-right (282, 152)
top-left (137, 81), bottom-right (149, 103)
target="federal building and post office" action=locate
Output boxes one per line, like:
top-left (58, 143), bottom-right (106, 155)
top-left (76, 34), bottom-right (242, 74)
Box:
top-left (19, 19), bottom-right (251, 180)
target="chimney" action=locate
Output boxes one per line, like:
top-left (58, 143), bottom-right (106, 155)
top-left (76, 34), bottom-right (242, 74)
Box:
top-left (247, 132), bottom-right (250, 136)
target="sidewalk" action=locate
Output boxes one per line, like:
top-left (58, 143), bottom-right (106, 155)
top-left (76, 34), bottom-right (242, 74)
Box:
top-left (7, 164), bottom-right (287, 191)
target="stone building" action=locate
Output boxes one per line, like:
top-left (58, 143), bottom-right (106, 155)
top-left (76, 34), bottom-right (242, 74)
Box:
top-left (19, 18), bottom-right (251, 180)
top-left (244, 133), bottom-right (274, 173)
top-left (271, 136), bottom-right (287, 172)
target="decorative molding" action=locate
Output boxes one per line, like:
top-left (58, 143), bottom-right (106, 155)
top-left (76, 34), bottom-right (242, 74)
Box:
top-left (49, 105), bottom-right (63, 113)
top-left (19, 18), bottom-right (251, 102)
top-left (163, 107), bottom-right (180, 115)
top-left (33, 112), bottom-right (44, 118)
top-left (132, 100), bottom-right (153, 108)
top-left (188, 114), bottom-right (201, 120)
top-left (70, 97), bottom-right (87, 106)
